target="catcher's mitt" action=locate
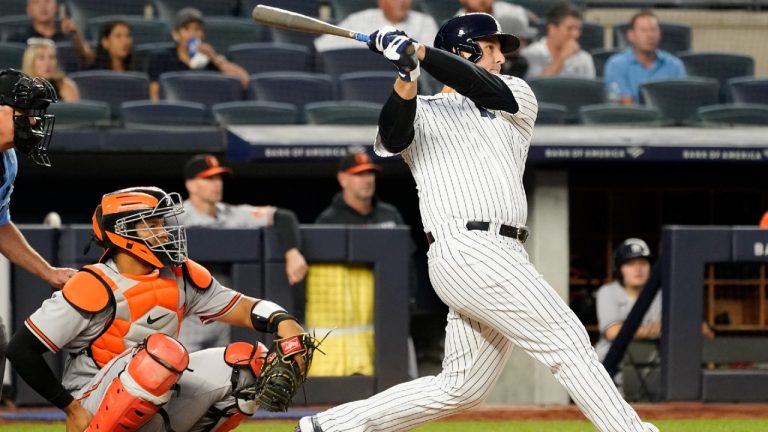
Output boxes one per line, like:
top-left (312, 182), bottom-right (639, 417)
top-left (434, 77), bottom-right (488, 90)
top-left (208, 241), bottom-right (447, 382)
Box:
top-left (256, 333), bottom-right (317, 412)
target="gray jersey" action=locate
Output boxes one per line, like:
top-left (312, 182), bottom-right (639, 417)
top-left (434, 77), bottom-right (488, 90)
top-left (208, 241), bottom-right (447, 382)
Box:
top-left (179, 200), bottom-right (275, 228)
top-left (595, 280), bottom-right (662, 361)
top-left (375, 75), bottom-right (537, 234)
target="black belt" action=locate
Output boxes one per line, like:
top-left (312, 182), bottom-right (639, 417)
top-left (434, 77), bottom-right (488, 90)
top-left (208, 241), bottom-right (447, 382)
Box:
top-left (426, 221), bottom-right (529, 245)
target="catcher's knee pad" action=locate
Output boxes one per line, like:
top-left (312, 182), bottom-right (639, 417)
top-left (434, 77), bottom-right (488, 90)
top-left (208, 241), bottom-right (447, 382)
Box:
top-left (225, 341), bottom-right (268, 415)
top-left (87, 333), bottom-right (189, 432)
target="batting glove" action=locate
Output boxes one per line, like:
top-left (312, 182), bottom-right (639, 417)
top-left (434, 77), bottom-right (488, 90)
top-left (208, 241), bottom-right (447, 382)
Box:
top-left (382, 35), bottom-right (420, 82)
top-left (367, 26), bottom-right (405, 55)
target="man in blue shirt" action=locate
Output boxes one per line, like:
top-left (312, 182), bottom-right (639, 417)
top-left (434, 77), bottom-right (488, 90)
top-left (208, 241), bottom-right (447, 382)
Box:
top-left (604, 10), bottom-right (686, 105)
top-left (0, 68), bottom-right (76, 391)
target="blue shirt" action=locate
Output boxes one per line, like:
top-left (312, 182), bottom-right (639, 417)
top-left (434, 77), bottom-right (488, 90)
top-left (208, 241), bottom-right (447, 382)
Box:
top-left (0, 149), bottom-right (18, 226)
top-left (604, 48), bottom-right (686, 103)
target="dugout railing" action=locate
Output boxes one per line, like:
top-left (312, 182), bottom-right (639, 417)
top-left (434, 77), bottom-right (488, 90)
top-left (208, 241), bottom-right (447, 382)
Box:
top-left (9, 225), bottom-right (411, 406)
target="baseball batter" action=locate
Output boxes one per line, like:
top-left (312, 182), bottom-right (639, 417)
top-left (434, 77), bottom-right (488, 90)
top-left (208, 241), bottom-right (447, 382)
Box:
top-left (298, 14), bottom-right (658, 432)
top-left (6, 186), bottom-right (312, 432)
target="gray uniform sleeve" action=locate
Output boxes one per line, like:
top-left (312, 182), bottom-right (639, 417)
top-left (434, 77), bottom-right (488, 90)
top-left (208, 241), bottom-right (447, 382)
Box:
top-left (26, 291), bottom-right (91, 353)
top-left (596, 283), bottom-right (626, 335)
top-left (185, 277), bottom-right (244, 324)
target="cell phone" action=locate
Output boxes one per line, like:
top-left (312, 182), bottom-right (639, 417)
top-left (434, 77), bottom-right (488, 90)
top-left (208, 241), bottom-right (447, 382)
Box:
top-left (58, 3), bottom-right (67, 19)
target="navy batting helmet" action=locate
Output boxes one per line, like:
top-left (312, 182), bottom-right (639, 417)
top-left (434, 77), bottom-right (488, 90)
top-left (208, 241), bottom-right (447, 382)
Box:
top-left (434, 13), bottom-right (520, 63)
top-left (613, 238), bottom-right (652, 277)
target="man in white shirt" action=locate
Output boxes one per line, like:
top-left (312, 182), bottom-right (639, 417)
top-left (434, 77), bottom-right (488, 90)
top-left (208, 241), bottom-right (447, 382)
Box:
top-left (315, 0), bottom-right (438, 52)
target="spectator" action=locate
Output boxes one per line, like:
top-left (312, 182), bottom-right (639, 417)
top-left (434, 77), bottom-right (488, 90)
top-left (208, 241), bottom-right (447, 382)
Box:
top-left (603, 10), bottom-right (686, 105)
top-left (521, 2), bottom-right (595, 79)
top-left (88, 20), bottom-right (137, 71)
top-left (178, 154), bottom-right (308, 352)
top-left (146, 8), bottom-right (249, 101)
top-left (315, 0), bottom-right (438, 52)
top-left (21, 38), bottom-right (79, 101)
top-left (10, 0), bottom-right (94, 68)
top-left (315, 151), bottom-right (404, 226)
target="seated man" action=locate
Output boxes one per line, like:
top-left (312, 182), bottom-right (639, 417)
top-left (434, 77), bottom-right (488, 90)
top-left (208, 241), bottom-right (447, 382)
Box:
top-left (6, 186), bottom-right (314, 431)
top-left (521, 2), bottom-right (595, 79)
top-left (146, 8), bottom-right (248, 100)
top-left (315, 0), bottom-right (438, 52)
top-left (603, 10), bottom-right (686, 105)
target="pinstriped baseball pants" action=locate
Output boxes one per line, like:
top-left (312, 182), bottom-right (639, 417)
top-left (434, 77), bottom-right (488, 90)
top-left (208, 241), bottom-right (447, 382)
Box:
top-left (314, 226), bottom-right (658, 432)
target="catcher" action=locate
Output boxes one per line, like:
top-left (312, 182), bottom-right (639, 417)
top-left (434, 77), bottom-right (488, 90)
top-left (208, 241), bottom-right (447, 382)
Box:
top-left (6, 186), bottom-right (315, 431)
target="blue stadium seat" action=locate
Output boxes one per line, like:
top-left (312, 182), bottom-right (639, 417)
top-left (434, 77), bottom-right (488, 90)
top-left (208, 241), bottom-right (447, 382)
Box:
top-left (679, 52), bottom-right (755, 102)
top-left (133, 42), bottom-right (174, 71)
top-left (418, 0), bottom-right (456, 25)
top-left (228, 43), bottom-right (312, 75)
top-left (202, 17), bottom-right (270, 54)
top-left (613, 22), bottom-right (691, 54)
top-left (47, 100), bottom-right (111, 128)
top-left (640, 78), bottom-right (719, 125)
top-left (121, 100), bottom-right (211, 126)
top-left (591, 48), bottom-right (620, 78)
top-left (697, 103), bottom-right (768, 126)
top-left (508, 0), bottom-right (583, 20)
top-left (249, 72), bottom-right (334, 120)
top-left (212, 100), bottom-right (299, 125)
top-left (0, 15), bottom-right (31, 42)
top-left (330, 0), bottom-right (377, 20)
top-left (269, 28), bottom-right (318, 53)
top-left (338, 71), bottom-right (393, 105)
top-left (160, 71), bottom-right (244, 106)
top-left (536, 103), bottom-right (567, 125)
top-left (579, 104), bottom-right (663, 126)
top-left (528, 77), bottom-right (606, 124)
top-left (67, 0), bottom-right (147, 29)
top-left (728, 77), bottom-right (768, 105)
top-left (304, 101), bottom-right (381, 125)
top-left (242, 0), bottom-right (319, 18)
top-left (87, 16), bottom-right (170, 46)
top-left (5, 0), bottom-right (27, 16)
top-left (153, 0), bottom-right (239, 22)
top-left (0, 42), bottom-right (25, 69)
top-left (54, 41), bottom-right (82, 73)
top-left (69, 70), bottom-right (150, 118)
top-left (579, 22), bottom-right (605, 52)
top-left (319, 48), bottom-right (393, 79)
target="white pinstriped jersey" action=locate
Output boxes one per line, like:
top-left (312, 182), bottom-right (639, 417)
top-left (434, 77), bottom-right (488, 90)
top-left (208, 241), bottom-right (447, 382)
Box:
top-left (374, 75), bottom-right (538, 233)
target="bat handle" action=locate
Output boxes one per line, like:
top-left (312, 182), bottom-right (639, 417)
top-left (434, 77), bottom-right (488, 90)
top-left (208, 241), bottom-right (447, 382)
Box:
top-left (354, 33), bottom-right (369, 43)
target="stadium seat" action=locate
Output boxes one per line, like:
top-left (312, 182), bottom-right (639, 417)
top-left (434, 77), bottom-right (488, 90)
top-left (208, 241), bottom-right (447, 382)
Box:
top-left (728, 77), bottom-right (768, 105)
top-left (67, 0), bottom-right (147, 29)
top-left (121, 100), bottom-right (211, 127)
top-left (5, 0), bottom-right (27, 16)
top-left (0, 42), bottom-right (25, 69)
top-left (528, 77), bottom-right (606, 124)
top-left (159, 71), bottom-right (244, 106)
top-left (153, 0), bottom-right (239, 23)
top-left (242, 0), bottom-right (319, 18)
top-left (269, 28), bottom-right (318, 53)
top-left (418, 0), bottom-right (457, 25)
top-left (338, 71), bottom-right (393, 105)
top-left (0, 15), bottom-right (30, 42)
top-left (133, 41), bottom-right (175, 71)
top-left (640, 78), bottom-right (719, 125)
top-left (536, 103), bottom-right (567, 125)
top-left (613, 22), bottom-right (691, 54)
top-left (508, 0), bottom-right (583, 20)
top-left (69, 70), bottom-right (150, 118)
top-left (54, 41), bottom-right (82, 73)
top-left (212, 100), bottom-right (299, 125)
top-left (579, 22), bottom-right (605, 52)
top-left (202, 17), bottom-right (270, 53)
top-left (330, 0), bottom-right (377, 21)
top-left (304, 101), bottom-right (381, 125)
top-left (47, 101), bottom-right (111, 128)
top-left (249, 72), bottom-right (335, 119)
top-left (228, 43), bottom-right (312, 75)
top-left (579, 104), bottom-right (663, 126)
top-left (591, 48), bottom-right (620, 78)
top-left (697, 103), bottom-right (768, 126)
top-left (679, 52), bottom-right (755, 102)
top-left (88, 16), bottom-right (170, 46)
top-left (319, 48), bottom-right (394, 79)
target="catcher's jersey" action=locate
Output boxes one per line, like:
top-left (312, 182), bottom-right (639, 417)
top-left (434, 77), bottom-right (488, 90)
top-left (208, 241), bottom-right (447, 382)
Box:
top-left (25, 259), bottom-right (243, 392)
top-left (374, 75), bottom-right (538, 234)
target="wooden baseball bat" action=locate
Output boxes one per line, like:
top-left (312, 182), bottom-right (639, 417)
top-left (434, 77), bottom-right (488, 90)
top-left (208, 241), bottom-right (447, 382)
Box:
top-left (252, 4), bottom-right (415, 56)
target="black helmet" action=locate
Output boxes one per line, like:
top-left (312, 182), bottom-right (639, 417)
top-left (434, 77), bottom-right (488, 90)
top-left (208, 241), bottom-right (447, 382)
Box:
top-left (434, 13), bottom-right (520, 63)
top-left (613, 238), bottom-right (652, 279)
top-left (0, 69), bottom-right (57, 166)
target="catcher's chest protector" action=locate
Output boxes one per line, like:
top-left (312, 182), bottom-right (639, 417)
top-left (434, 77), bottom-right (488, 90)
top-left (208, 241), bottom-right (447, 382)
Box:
top-left (83, 264), bottom-right (185, 368)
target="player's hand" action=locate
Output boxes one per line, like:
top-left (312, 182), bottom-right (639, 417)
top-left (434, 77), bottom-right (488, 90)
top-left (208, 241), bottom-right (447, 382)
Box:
top-left (276, 319), bottom-right (308, 373)
top-left (367, 26), bottom-right (406, 55)
top-left (383, 35), bottom-right (420, 82)
top-left (47, 267), bottom-right (77, 290)
top-left (285, 248), bottom-right (308, 285)
top-left (64, 399), bottom-right (92, 432)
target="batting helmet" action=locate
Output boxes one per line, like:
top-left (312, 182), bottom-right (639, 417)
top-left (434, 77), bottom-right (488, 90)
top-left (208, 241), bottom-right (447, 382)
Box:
top-left (434, 13), bottom-right (520, 63)
top-left (92, 186), bottom-right (187, 268)
top-left (613, 238), bottom-right (652, 280)
top-left (0, 69), bottom-right (57, 166)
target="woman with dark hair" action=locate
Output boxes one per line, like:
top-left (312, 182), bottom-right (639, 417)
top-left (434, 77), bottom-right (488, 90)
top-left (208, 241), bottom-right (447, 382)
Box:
top-left (90, 20), bottom-right (136, 71)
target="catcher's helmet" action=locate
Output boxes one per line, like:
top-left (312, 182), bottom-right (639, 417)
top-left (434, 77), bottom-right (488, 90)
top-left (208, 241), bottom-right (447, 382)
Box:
top-left (92, 186), bottom-right (187, 268)
top-left (613, 238), bottom-right (652, 279)
top-left (434, 13), bottom-right (520, 63)
top-left (0, 69), bottom-right (57, 166)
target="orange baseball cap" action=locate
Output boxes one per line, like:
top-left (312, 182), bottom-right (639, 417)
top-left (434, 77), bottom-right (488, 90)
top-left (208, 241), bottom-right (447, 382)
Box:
top-left (184, 154), bottom-right (233, 179)
top-left (338, 151), bottom-right (382, 174)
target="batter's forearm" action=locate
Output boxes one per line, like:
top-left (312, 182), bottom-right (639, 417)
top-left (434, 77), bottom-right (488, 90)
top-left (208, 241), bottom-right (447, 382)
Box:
top-left (378, 90), bottom-right (416, 153)
top-left (0, 222), bottom-right (53, 282)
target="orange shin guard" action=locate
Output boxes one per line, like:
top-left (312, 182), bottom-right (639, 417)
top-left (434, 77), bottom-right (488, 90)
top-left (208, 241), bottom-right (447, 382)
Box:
top-left (212, 412), bottom-right (247, 432)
